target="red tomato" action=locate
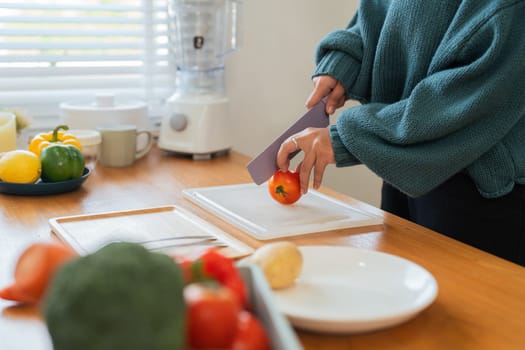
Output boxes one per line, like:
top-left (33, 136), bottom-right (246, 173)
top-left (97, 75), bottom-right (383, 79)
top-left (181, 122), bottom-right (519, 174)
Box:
top-left (184, 282), bottom-right (241, 349)
top-left (173, 249), bottom-right (248, 308)
top-left (200, 249), bottom-right (248, 307)
top-left (268, 170), bottom-right (302, 205)
top-left (230, 311), bottom-right (271, 350)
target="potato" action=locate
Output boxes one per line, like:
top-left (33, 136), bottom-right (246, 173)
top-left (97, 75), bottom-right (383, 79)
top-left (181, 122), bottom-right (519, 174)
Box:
top-left (250, 241), bottom-right (303, 289)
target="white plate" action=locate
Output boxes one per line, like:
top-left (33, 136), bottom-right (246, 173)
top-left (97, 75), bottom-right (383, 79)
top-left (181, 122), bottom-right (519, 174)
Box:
top-left (272, 246), bottom-right (438, 334)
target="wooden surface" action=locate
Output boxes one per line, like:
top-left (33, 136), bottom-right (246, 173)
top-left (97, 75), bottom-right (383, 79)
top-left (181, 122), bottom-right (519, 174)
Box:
top-left (1, 146), bottom-right (524, 350)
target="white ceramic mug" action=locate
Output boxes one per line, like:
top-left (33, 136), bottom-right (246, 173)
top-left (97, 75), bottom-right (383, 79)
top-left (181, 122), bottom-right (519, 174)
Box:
top-left (97, 125), bottom-right (153, 167)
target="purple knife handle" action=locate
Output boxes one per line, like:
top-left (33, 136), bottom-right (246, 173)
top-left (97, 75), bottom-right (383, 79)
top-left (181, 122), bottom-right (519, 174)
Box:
top-left (246, 100), bottom-right (329, 185)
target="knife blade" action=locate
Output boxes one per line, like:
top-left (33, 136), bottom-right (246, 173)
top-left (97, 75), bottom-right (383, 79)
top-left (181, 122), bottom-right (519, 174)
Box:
top-left (246, 100), bottom-right (329, 185)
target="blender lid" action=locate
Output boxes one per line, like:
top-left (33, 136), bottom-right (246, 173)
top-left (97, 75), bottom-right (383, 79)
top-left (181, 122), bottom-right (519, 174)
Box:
top-left (60, 93), bottom-right (147, 111)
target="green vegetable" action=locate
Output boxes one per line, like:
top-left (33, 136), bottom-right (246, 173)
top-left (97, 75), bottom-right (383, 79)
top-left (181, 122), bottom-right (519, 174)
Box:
top-left (40, 144), bottom-right (85, 182)
top-left (44, 242), bottom-right (186, 350)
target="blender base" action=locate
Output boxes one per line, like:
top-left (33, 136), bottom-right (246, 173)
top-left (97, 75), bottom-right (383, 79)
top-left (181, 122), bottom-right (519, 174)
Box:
top-left (162, 148), bottom-right (230, 161)
top-left (158, 94), bottom-right (232, 157)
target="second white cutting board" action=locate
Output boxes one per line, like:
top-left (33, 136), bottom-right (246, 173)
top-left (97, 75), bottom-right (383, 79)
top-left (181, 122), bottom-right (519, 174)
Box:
top-left (183, 183), bottom-right (382, 240)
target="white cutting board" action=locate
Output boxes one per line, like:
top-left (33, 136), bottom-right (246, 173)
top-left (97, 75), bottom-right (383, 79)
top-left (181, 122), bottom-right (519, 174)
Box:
top-left (183, 183), bottom-right (382, 240)
top-left (49, 205), bottom-right (253, 258)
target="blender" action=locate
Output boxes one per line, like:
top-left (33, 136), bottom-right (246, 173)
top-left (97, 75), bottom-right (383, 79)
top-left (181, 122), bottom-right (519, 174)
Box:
top-left (158, 0), bottom-right (241, 159)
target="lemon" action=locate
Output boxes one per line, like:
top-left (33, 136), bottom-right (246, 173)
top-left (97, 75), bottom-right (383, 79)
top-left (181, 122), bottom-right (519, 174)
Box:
top-left (0, 150), bottom-right (41, 183)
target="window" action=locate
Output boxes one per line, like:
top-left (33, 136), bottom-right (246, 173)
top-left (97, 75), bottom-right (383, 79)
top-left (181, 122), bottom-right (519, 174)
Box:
top-left (0, 0), bottom-right (174, 126)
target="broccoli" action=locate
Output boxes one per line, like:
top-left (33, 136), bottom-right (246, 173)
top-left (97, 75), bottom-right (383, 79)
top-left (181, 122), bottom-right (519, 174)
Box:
top-left (43, 242), bottom-right (186, 350)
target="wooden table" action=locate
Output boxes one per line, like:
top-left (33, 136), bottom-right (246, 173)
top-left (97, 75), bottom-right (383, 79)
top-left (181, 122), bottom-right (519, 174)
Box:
top-left (1, 146), bottom-right (524, 350)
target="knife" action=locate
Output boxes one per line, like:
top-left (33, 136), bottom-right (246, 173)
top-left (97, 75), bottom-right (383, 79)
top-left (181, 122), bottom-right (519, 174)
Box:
top-left (246, 100), bottom-right (329, 185)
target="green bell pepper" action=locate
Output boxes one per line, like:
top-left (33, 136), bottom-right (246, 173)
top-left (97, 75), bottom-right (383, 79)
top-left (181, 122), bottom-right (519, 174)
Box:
top-left (40, 144), bottom-right (85, 182)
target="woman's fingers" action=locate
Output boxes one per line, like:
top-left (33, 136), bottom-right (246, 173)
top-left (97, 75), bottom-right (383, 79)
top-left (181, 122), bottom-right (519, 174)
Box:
top-left (306, 76), bottom-right (346, 115)
top-left (325, 83), bottom-right (346, 114)
top-left (278, 128), bottom-right (335, 194)
top-left (306, 76), bottom-right (337, 109)
top-left (312, 158), bottom-right (329, 190)
top-left (276, 136), bottom-right (300, 171)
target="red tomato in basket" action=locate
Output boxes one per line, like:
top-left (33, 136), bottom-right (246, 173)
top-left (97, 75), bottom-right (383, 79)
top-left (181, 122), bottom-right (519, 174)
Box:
top-left (230, 310), bottom-right (271, 350)
top-left (268, 170), bottom-right (302, 205)
top-left (184, 282), bottom-right (241, 349)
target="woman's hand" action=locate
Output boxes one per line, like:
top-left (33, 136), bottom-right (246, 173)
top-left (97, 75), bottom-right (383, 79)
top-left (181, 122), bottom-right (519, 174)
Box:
top-left (276, 127), bottom-right (335, 194)
top-left (306, 75), bottom-right (346, 115)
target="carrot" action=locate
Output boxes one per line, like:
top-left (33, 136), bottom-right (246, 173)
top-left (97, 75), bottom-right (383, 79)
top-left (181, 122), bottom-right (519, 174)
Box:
top-left (0, 242), bottom-right (77, 304)
top-left (0, 284), bottom-right (28, 302)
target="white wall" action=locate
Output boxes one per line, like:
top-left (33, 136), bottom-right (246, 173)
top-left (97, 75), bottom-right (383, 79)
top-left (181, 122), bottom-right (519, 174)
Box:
top-left (226, 0), bottom-right (382, 207)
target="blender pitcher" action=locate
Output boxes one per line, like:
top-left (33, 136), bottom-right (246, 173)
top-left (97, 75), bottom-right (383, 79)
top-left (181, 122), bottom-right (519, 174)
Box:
top-left (158, 0), bottom-right (242, 158)
top-left (169, 0), bottom-right (241, 93)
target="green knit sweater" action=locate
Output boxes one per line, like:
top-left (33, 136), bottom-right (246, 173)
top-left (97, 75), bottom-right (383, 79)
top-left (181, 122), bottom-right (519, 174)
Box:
top-left (314, 0), bottom-right (525, 198)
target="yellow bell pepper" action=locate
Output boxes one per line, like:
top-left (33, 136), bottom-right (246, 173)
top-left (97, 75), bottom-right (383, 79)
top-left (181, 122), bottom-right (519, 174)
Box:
top-left (29, 125), bottom-right (82, 157)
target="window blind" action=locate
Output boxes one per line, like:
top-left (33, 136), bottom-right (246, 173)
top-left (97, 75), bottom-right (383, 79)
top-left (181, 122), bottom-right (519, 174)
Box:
top-left (0, 0), bottom-right (175, 120)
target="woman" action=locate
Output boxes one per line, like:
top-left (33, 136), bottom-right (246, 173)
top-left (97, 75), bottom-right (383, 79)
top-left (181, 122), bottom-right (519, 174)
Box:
top-left (276, 0), bottom-right (525, 265)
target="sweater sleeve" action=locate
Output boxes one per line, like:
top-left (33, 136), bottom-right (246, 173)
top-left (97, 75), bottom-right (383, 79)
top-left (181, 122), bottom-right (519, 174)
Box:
top-left (330, 8), bottom-right (525, 197)
top-left (312, 13), bottom-right (372, 104)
